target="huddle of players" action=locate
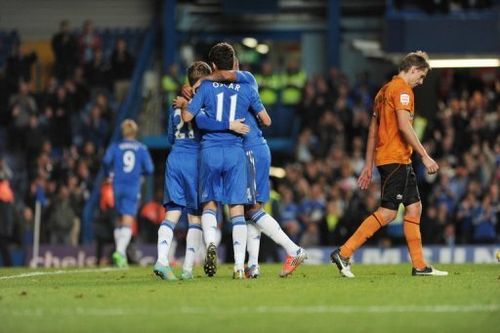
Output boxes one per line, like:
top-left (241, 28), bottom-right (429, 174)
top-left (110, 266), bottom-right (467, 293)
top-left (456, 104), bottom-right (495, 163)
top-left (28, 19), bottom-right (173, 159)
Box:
top-left (152, 42), bottom-right (307, 280)
top-left (105, 45), bottom-right (446, 279)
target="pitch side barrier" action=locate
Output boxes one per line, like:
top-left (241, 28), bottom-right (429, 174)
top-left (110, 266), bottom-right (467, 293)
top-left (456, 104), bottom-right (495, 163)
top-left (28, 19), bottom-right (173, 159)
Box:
top-left (7, 245), bottom-right (498, 268)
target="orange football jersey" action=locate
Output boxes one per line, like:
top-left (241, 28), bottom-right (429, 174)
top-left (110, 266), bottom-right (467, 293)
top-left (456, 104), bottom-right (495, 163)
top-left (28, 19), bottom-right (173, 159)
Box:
top-left (373, 76), bottom-right (414, 166)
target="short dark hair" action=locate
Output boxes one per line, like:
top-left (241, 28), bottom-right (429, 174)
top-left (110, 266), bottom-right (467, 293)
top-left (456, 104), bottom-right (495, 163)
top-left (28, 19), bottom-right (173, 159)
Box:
top-left (187, 61), bottom-right (211, 86)
top-left (399, 51), bottom-right (430, 73)
top-left (208, 42), bottom-right (235, 70)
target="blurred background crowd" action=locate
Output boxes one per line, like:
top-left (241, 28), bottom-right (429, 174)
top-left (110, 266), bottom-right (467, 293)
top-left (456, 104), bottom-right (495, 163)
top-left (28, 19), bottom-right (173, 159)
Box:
top-left (0, 0), bottom-right (498, 266)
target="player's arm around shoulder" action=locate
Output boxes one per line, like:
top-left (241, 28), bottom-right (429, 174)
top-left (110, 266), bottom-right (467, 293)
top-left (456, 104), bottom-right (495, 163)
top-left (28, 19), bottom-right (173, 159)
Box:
top-left (176, 81), bottom-right (208, 122)
top-left (257, 109), bottom-right (272, 127)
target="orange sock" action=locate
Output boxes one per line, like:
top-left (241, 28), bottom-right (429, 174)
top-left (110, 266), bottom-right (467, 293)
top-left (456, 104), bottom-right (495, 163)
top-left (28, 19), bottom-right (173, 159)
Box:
top-left (340, 211), bottom-right (386, 258)
top-left (404, 215), bottom-right (426, 270)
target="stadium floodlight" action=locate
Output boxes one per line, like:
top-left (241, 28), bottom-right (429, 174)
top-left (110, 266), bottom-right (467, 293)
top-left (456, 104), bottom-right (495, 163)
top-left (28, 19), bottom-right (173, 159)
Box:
top-left (429, 58), bottom-right (500, 68)
top-left (256, 44), bottom-right (269, 54)
top-left (242, 37), bottom-right (258, 48)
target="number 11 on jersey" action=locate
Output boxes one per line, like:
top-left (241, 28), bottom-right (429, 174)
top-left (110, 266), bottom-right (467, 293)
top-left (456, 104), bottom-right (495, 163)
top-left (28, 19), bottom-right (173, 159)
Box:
top-left (216, 92), bottom-right (238, 122)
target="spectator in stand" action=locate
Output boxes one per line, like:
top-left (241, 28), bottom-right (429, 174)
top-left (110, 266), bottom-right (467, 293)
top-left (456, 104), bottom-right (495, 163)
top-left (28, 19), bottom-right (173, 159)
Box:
top-left (110, 37), bottom-right (135, 102)
top-left (84, 48), bottom-right (111, 94)
top-left (0, 157), bottom-right (15, 266)
top-left (278, 184), bottom-right (301, 244)
top-left (24, 115), bottom-right (46, 163)
top-left (8, 81), bottom-right (38, 152)
top-left (80, 141), bottom-right (100, 175)
top-left (255, 62), bottom-right (281, 108)
top-left (71, 66), bottom-right (90, 110)
top-left (78, 20), bottom-right (102, 64)
top-left (138, 195), bottom-right (164, 244)
top-left (94, 179), bottom-right (116, 265)
top-left (0, 71), bottom-right (10, 142)
top-left (48, 96), bottom-right (73, 152)
top-left (161, 64), bottom-right (183, 107)
top-left (51, 20), bottom-right (78, 80)
top-left (471, 193), bottom-right (497, 244)
top-left (94, 91), bottom-right (114, 123)
top-left (47, 183), bottom-right (78, 245)
top-left (5, 43), bottom-right (37, 95)
top-left (281, 59), bottom-right (307, 106)
top-left (81, 105), bottom-right (109, 150)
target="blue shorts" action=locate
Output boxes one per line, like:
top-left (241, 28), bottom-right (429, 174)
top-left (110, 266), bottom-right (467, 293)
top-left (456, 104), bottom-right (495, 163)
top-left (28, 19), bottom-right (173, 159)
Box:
top-left (199, 145), bottom-right (248, 205)
top-left (246, 144), bottom-right (271, 204)
top-left (163, 149), bottom-right (199, 211)
top-left (114, 187), bottom-right (140, 216)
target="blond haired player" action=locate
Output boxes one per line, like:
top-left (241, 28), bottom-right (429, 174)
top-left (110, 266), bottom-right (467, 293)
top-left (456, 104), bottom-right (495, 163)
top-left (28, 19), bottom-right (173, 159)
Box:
top-left (331, 51), bottom-right (448, 277)
top-left (103, 119), bottom-right (154, 267)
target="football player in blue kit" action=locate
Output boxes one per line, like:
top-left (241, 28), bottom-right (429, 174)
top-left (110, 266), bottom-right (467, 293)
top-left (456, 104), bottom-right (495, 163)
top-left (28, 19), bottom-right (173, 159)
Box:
top-left (103, 119), bottom-right (154, 267)
top-left (193, 66), bottom-right (307, 278)
top-left (175, 43), bottom-right (271, 278)
top-left (154, 61), bottom-right (249, 280)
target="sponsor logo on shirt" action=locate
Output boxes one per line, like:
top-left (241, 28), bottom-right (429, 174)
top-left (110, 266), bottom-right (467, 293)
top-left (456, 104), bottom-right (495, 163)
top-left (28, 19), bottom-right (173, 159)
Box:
top-left (400, 93), bottom-right (410, 105)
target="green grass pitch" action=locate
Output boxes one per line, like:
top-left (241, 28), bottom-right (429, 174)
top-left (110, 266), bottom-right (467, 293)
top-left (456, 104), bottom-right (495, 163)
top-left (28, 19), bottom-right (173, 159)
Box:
top-left (0, 264), bottom-right (498, 333)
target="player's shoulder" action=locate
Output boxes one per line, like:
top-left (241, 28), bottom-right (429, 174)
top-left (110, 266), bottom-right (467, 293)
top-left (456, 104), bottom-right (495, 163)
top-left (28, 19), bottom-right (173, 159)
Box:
top-left (388, 76), bottom-right (411, 93)
top-left (239, 70), bottom-right (256, 80)
top-left (199, 80), bottom-right (213, 89)
top-left (137, 141), bottom-right (149, 150)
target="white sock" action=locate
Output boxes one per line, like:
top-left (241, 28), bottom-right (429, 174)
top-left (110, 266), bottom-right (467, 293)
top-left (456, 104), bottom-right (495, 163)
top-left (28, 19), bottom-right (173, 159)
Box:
top-left (183, 223), bottom-right (202, 272)
top-left (251, 210), bottom-right (300, 256)
top-left (157, 220), bottom-right (176, 266)
top-left (201, 209), bottom-right (217, 248)
top-left (114, 225), bottom-right (132, 256)
top-left (247, 221), bottom-right (261, 267)
top-left (232, 215), bottom-right (247, 270)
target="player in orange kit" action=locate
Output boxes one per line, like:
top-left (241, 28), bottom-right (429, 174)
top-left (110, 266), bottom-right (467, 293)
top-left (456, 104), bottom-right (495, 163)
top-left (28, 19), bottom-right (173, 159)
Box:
top-left (331, 51), bottom-right (448, 277)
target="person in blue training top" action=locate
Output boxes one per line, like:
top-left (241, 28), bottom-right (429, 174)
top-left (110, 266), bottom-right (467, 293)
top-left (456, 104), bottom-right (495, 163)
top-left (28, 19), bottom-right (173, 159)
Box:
top-left (192, 65), bottom-right (307, 278)
top-left (175, 42), bottom-right (271, 279)
top-left (103, 119), bottom-right (154, 267)
top-left (153, 61), bottom-right (249, 281)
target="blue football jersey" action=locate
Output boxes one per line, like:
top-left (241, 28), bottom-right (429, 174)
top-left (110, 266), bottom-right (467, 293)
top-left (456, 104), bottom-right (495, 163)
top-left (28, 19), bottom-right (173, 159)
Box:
top-left (235, 71), bottom-right (266, 147)
top-left (187, 80), bottom-right (263, 147)
top-left (167, 107), bottom-right (200, 151)
top-left (103, 139), bottom-right (154, 189)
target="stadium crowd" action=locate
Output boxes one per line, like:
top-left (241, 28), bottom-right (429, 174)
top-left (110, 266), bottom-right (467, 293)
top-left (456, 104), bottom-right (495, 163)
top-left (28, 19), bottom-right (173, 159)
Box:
top-left (0, 22), bottom-right (498, 266)
top-left (0, 20), bottom-right (135, 264)
top-left (262, 66), bottom-right (499, 249)
top-left (159, 61), bottom-right (499, 260)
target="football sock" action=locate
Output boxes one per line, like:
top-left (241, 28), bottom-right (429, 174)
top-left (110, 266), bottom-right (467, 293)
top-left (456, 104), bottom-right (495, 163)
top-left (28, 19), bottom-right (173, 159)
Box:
top-left (340, 211), bottom-right (386, 258)
top-left (246, 221), bottom-right (261, 267)
top-left (183, 223), bottom-right (203, 273)
top-left (157, 220), bottom-right (176, 266)
top-left (251, 210), bottom-right (300, 256)
top-left (231, 215), bottom-right (247, 270)
top-left (114, 225), bottom-right (132, 257)
top-left (201, 209), bottom-right (217, 248)
top-left (404, 215), bottom-right (427, 270)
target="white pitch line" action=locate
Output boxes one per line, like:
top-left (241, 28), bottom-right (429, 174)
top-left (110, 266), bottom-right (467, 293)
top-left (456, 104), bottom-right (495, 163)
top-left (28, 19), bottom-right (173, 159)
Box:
top-left (2, 304), bottom-right (499, 316)
top-left (0, 267), bottom-right (122, 280)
